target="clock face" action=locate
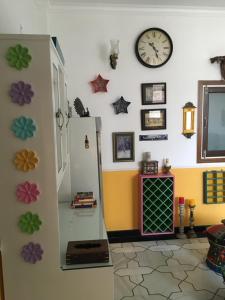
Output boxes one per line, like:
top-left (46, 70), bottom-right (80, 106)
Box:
top-left (135, 28), bottom-right (173, 68)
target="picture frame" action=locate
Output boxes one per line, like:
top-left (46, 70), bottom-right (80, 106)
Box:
top-left (112, 132), bottom-right (135, 162)
top-left (141, 82), bottom-right (166, 105)
top-left (141, 109), bottom-right (166, 130)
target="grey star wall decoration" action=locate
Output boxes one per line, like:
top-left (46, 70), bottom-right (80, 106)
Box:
top-left (112, 96), bottom-right (131, 114)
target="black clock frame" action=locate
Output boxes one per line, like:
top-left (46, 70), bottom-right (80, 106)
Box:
top-left (135, 27), bottom-right (173, 68)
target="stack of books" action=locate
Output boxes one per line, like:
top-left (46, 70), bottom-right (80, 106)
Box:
top-left (70, 192), bottom-right (97, 209)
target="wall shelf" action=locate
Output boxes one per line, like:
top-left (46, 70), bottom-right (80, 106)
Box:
top-left (203, 170), bottom-right (225, 204)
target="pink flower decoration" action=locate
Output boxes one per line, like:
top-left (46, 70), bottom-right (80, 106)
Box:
top-left (16, 181), bottom-right (40, 204)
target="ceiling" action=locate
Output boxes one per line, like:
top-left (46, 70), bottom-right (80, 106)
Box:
top-left (48, 0), bottom-right (225, 9)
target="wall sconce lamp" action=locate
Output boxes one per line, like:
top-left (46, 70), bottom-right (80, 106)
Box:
top-left (182, 102), bottom-right (196, 138)
top-left (110, 39), bottom-right (119, 69)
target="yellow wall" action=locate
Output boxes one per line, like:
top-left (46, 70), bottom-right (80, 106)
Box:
top-left (103, 167), bottom-right (225, 231)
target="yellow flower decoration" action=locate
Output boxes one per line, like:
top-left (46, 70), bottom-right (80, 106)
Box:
top-left (14, 149), bottom-right (39, 172)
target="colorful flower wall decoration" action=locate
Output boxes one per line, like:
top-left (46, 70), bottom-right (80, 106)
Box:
top-left (11, 116), bottom-right (36, 140)
top-left (21, 242), bottom-right (43, 264)
top-left (9, 81), bottom-right (34, 106)
top-left (19, 211), bottom-right (42, 234)
top-left (90, 74), bottom-right (109, 93)
top-left (14, 149), bottom-right (39, 172)
top-left (16, 181), bottom-right (40, 204)
top-left (6, 44), bottom-right (32, 70)
top-left (5, 42), bottom-right (44, 265)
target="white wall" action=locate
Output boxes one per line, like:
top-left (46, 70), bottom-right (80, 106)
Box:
top-left (48, 6), bottom-right (225, 170)
top-left (0, 0), bottom-right (48, 34)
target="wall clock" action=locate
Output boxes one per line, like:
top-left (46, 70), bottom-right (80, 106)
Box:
top-left (135, 28), bottom-right (173, 68)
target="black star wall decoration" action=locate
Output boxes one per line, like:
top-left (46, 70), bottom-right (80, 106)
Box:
top-left (112, 96), bottom-right (131, 114)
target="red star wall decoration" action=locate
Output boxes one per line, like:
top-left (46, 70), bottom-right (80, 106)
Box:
top-left (90, 74), bottom-right (109, 93)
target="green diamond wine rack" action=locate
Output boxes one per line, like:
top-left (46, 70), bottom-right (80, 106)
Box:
top-left (139, 174), bottom-right (174, 236)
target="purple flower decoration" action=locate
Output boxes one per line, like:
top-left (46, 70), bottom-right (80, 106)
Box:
top-left (9, 81), bottom-right (34, 106)
top-left (21, 242), bottom-right (43, 264)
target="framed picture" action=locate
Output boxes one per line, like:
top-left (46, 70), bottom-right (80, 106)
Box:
top-left (112, 132), bottom-right (135, 162)
top-left (141, 82), bottom-right (166, 105)
top-left (141, 109), bottom-right (166, 130)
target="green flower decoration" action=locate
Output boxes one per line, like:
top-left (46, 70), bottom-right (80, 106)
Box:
top-left (11, 116), bottom-right (36, 140)
top-left (19, 212), bottom-right (42, 234)
top-left (6, 44), bottom-right (32, 70)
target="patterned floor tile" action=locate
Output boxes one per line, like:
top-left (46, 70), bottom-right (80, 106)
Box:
top-left (213, 295), bottom-right (225, 300)
top-left (111, 252), bottom-right (130, 270)
top-left (162, 250), bottom-right (174, 258)
top-left (115, 260), bottom-right (153, 284)
top-left (122, 295), bottom-right (167, 300)
top-left (215, 288), bottom-right (225, 298)
top-left (198, 238), bottom-right (208, 243)
top-left (114, 274), bottom-right (136, 300)
top-left (172, 248), bottom-right (205, 266)
top-left (183, 243), bottom-right (209, 250)
top-left (198, 262), bottom-right (210, 270)
top-left (132, 241), bottom-right (157, 248)
top-left (189, 238), bottom-right (202, 243)
top-left (150, 245), bottom-right (180, 252)
top-left (133, 284), bottom-right (149, 296)
top-left (185, 267), bottom-right (224, 292)
top-left (112, 246), bottom-right (145, 254)
top-left (142, 271), bottom-right (180, 297)
top-left (137, 249), bottom-right (168, 269)
top-left (157, 258), bottom-right (195, 280)
top-left (166, 239), bottom-right (191, 246)
top-left (110, 243), bottom-right (122, 249)
top-left (111, 238), bottom-right (224, 300)
top-left (169, 281), bottom-right (214, 299)
top-left (156, 240), bottom-right (169, 246)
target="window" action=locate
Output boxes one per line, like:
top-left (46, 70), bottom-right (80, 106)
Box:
top-left (197, 80), bottom-right (225, 163)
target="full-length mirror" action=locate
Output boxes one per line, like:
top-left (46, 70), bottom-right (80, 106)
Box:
top-left (197, 80), bottom-right (225, 162)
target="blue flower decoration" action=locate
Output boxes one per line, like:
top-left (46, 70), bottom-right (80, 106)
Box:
top-left (11, 116), bottom-right (37, 140)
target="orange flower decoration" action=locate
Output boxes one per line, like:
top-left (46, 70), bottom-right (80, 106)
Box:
top-left (14, 149), bottom-right (39, 172)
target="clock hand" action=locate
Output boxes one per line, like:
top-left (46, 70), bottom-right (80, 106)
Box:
top-left (149, 42), bottom-right (159, 58)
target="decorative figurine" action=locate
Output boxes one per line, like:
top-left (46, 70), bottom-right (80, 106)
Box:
top-left (187, 199), bottom-right (197, 238)
top-left (162, 158), bottom-right (171, 174)
top-left (90, 74), bottom-right (109, 93)
top-left (112, 96), bottom-right (131, 114)
top-left (142, 153), bottom-right (158, 175)
top-left (73, 98), bottom-right (90, 117)
top-left (176, 197), bottom-right (187, 239)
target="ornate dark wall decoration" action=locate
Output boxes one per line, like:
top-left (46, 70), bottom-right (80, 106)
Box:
top-left (112, 96), bottom-right (131, 114)
top-left (210, 56), bottom-right (225, 79)
top-left (73, 98), bottom-right (90, 117)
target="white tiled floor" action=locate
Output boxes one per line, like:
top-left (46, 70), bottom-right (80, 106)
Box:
top-left (110, 238), bottom-right (225, 300)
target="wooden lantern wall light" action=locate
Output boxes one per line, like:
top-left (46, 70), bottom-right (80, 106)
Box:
top-left (182, 102), bottom-right (196, 138)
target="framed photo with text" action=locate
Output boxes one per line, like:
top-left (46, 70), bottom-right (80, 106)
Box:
top-left (141, 82), bottom-right (166, 105)
top-left (141, 109), bottom-right (166, 130)
top-left (112, 132), bottom-right (135, 162)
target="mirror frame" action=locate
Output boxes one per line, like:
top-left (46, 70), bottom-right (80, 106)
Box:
top-left (197, 80), bottom-right (225, 163)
